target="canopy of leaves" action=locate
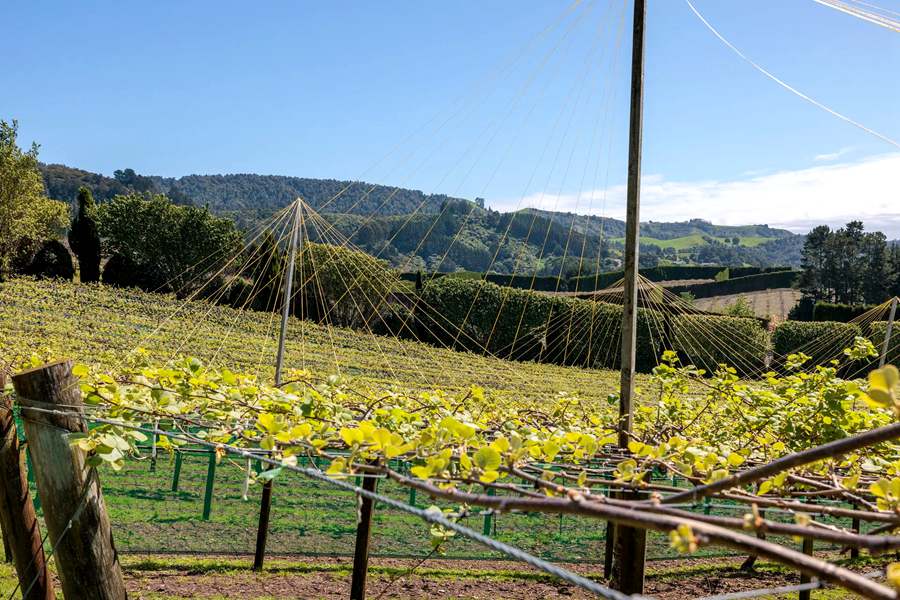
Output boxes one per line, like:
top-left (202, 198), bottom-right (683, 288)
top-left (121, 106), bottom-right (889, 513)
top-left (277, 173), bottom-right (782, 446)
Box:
top-left (800, 221), bottom-right (899, 305)
top-left (97, 193), bottom-right (242, 294)
top-left (0, 120), bottom-right (68, 276)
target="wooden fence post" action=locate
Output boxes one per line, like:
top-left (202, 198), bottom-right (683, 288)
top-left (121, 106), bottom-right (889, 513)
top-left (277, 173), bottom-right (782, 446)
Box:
top-left (851, 504), bottom-right (860, 560)
top-left (253, 477), bottom-right (274, 571)
top-left (799, 537), bottom-right (814, 600)
top-left (0, 373), bottom-right (55, 599)
top-left (603, 521), bottom-right (616, 579)
top-left (609, 489), bottom-right (648, 594)
top-left (12, 360), bottom-right (127, 600)
top-left (349, 472), bottom-right (378, 600)
top-left (2, 527), bottom-right (11, 564)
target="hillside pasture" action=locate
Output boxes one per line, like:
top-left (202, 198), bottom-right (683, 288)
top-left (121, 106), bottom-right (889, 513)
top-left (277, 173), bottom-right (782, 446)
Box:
top-left (610, 234), bottom-right (773, 250)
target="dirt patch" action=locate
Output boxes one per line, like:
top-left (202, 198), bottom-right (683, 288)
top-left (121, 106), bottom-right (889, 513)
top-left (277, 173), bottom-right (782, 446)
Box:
top-left (121, 554), bottom-right (885, 599)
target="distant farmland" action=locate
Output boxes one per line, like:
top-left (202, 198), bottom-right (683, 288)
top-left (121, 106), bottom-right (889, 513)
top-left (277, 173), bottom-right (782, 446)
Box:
top-left (610, 234), bottom-right (773, 250)
top-left (693, 288), bottom-right (801, 321)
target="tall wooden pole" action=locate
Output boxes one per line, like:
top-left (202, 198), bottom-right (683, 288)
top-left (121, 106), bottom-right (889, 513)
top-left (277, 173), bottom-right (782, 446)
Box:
top-left (618, 0), bottom-right (646, 450)
top-left (879, 296), bottom-right (897, 368)
top-left (255, 198), bottom-right (302, 571)
top-left (611, 0), bottom-right (648, 595)
top-left (275, 198), bottom-right (302, 386)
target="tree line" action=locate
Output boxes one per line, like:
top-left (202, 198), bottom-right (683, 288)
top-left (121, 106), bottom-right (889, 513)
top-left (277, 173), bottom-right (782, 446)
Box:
top-left (799, 221), bottom-right (900, 306)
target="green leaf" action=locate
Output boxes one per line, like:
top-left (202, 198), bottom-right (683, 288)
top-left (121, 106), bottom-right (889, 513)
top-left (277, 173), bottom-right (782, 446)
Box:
top-left (479, 470), bottom-right (500, 483)
top-left (473, 447), bottom-right (501, 471)
top-left (726, 452), bottom-right (745, 467)
top-left (410, 465), bottom-right (432, 479)
top-left (870, 478), bottom-right (889, 499)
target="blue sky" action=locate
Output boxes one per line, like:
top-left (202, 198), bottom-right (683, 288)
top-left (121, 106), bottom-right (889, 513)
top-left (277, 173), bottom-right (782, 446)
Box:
top-left (3, 1), bottom-right (899, 234)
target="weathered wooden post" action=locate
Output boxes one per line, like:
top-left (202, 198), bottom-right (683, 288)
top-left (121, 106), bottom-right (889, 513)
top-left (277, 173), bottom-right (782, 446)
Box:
top-left (0, 373), bottom-right (55, 599)
top-left (611, 0), bottom-right (648, 593)
top-left (799, 537), bottom-right (814, 600)
top-left (12, 360), bottom-right (127, 600)
top-left (2, 527), bottom-right (11, 564)
top-left (253, 473), bottom-right (274, 571)
top-left (349, 472), bottom-right (378, 600)
top-left (879, 296), bottom-right (898, 368)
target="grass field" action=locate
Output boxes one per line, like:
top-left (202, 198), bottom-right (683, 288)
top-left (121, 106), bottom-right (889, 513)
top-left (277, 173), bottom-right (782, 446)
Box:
top-left (610, 234), bottom-right (773, 250)
top-left (693, 288), bottom-right (802, 321)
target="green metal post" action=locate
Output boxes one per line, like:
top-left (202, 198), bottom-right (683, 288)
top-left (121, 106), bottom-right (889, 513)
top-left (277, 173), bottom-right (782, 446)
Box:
top-left (202, 450), bottom-right (216, 521)
top-left (408, 486), bottom-right (416, 507)
top-left (149, 429), bottom-right (157, 472)
top-left (171, 450), bottom-right (183, 492)
top-left (482, 488), bottom-right (495, 536)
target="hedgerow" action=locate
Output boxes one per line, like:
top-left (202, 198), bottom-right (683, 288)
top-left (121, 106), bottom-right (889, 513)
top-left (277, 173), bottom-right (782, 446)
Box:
top-left (421, 277), bottom-right (660, 372)
top-left (869, 321), bottom-right (900, 368)
top-left (418, 277), bottom-right (562, 360)
top-left (666, 270), bottom-right (800, 299)
top-left (544, 300), bottom-right (658, 372)
top-left (772, 320), bottom-right (861, 371)
top-left (671, 314), bottom-right (768, 376)
top-left (813, 301), bottom-right (878, 323)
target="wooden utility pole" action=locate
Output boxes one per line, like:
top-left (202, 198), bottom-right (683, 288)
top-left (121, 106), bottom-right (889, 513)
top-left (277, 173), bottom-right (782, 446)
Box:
top-left (618, 0), bottom-right (646, 449)
top-left (879, 296), bottom-right (898, 368)
top-left (255, 198), bottom-right (302, 571)
top-left (12, 361), bottom-right (126, 600)
top-left (611, 0), bottom-right (648, 594)
top-left (0, 373), bottom-right (55, 600)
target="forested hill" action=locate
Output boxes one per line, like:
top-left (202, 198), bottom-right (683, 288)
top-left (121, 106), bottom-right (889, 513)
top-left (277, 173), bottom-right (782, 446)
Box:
top-left (41, 164), bottom-right (466, 229)
top-left (40, 163), bottom-right (803, 271)
top-left (525, 209), bottom-right (795, 241)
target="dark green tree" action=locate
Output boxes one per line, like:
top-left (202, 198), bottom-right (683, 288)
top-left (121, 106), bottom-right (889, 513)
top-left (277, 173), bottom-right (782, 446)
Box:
top-left (860, 230), bottom-right (890, 304)
top-left (98, 193), bottom-right (242, 294)
top-left (799, 225), bottom-right (831, 300)
top-left (0, 120), bottom-right (68, 278)
top-left (69, 186), bottom-right (102, 282)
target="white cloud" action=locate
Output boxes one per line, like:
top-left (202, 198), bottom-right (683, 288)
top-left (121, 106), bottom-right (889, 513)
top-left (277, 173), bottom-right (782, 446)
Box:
top-left (490, 153), bottom-right (900, 238)
top-left (813, 147), bottom-right (854, 162)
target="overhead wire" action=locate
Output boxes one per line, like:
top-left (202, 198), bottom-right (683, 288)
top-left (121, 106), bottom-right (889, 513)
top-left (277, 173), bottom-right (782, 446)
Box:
top-left (684, 0), bottom-right (900, 149)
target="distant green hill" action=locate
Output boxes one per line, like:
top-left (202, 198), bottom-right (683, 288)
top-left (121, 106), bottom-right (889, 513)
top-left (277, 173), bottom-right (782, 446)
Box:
top-left (39, 163), bottom-right (804, 273)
